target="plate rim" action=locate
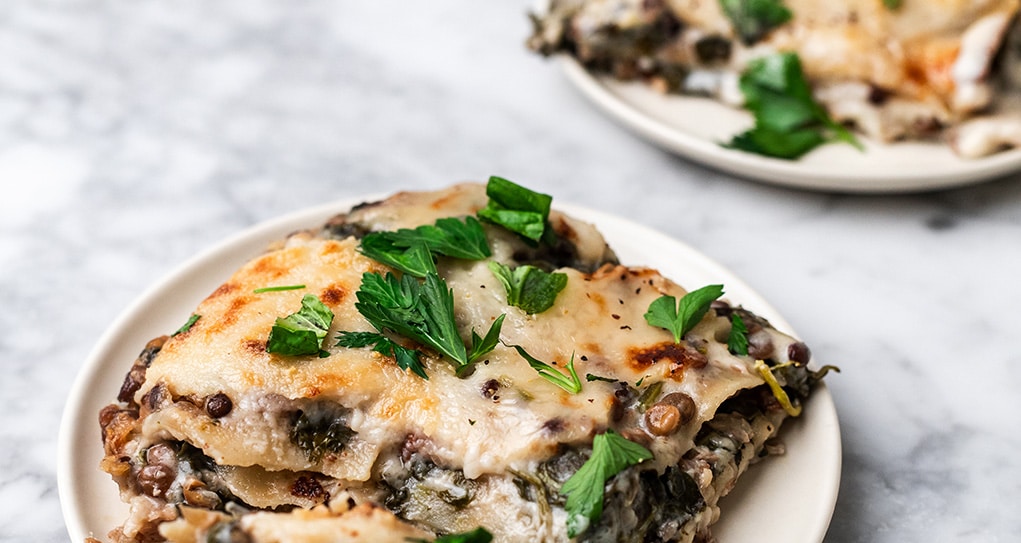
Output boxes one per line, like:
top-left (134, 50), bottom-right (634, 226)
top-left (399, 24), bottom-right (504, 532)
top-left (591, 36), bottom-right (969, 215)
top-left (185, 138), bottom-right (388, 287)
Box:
top-left (58, 195), bottom-right (841, 542)
top-left (561, 57), bottom-right (1021, 193)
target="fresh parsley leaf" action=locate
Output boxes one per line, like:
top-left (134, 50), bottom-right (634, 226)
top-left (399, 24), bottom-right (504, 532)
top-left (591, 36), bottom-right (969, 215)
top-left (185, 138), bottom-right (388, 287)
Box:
top-left (252, 284), bottom-right (306, 293)
top-left (560, 430), bottom-right (653, 537)
top-left (266, 294), bottom-right (334, 356)
top-left (435, 528), bottom-right (493, 543)
top-left (725, 125), bottom-right (826, 159)
top-left (360, 217), bottom-right (491, 278)
top-left (407, 527), bottom-right (494, 543)
top-left (724, 52), bottom-right (862, 160)
top-left (585, 373), bottom-right (618, 383)
top-left (477, 176), bottom-right (555, 244)
top-left (478, 207), bottom-right (545, 242)
top-left (416, 217), bottom-right (491, 260)
top-left (727, 313), bottom-right (749, 355)
top-left (487, 261), bottom-right (568, 314)
top-left (356, 272), bottom-right (465, 364)
top-left (719, 0), bottom-right (792, 44)
top-left (335, 331), bottom-right (428, 379)
top-left (466, 314), bottom-right (506, 369)
top-left (359, 237), bottom-right (438, 277)
top-left (417, 272), bottom-right (472, 364)
top-left (353, 272), bottom-right (502, 374)
top-left (507, 345), bottom-right (582, 394)
top-left (331, 330), bottom-right (381, 349)
top-left (172, 314), bottom-right (200, 336)
top-left (643, 284), bottom-right (724, 343)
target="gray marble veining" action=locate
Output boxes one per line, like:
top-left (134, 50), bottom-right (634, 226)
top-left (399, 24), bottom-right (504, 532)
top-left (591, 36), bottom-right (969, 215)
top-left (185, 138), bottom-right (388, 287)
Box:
top-left (2, 1), bottom-right (1021, 542)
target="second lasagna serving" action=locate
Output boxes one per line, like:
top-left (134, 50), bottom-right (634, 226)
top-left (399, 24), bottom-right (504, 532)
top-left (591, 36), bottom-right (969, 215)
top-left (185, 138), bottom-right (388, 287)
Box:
top-left (97, 179), bottom-right (833, 542)
top-left (529, 0), bottom-right (1021, 159)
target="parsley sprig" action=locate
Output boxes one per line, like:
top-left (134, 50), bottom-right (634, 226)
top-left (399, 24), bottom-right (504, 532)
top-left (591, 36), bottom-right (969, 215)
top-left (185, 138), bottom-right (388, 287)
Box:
top-left (409, 527), bottom-right (494, 543)
top-left (359, 217), bottom-right (491, 277)
top-left (266, 294), bottom-right (334, 356)
top-left (488, 261), bottom-right (567, 314)
top-left (719, 0), bottom-right (792, 45)
top-left (339, 272), bottom-right (503, 377)
top-left (253, 284), bottom-right (306, 293)
top-left (467, 314), bottom-right (506, 366)
top-left (172, 314), bottom-right (200, 336)
top-left (725, 53), bottom-right (862, 160)
top-left (507, 344), bottom-right (582, 394)
top-left (477, 176), bottom-right (555, 245)
top-left (644, 284), bottom-right (724, 343)
top-left (727, 313), bottom-right (749, 355)
top-left (561, 430), bottom-right (653, 537)
top-left (335, 331), bottom-right (428, 379)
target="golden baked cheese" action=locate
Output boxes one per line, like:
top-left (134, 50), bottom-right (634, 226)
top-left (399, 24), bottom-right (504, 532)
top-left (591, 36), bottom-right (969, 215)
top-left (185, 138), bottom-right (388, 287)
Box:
top-left (98, 180), bottom-right (827, 542)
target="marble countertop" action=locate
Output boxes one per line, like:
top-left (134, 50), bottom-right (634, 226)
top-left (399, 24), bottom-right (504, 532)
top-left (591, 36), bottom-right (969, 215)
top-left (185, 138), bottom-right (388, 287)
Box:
top-left (3, 1), bottom-right (1020, 541)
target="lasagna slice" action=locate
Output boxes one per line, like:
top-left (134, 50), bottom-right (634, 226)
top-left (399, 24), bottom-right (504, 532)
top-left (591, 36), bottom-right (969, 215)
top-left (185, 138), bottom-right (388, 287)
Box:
top-left (98, 181), bottom-right (829, 542)
top-left (529, 0), bottom-right (1021, 158)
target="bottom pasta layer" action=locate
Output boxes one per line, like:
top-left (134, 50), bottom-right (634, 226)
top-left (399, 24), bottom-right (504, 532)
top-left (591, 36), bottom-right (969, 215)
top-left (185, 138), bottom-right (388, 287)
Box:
top-left (97, 180), bottom-right (829, 543)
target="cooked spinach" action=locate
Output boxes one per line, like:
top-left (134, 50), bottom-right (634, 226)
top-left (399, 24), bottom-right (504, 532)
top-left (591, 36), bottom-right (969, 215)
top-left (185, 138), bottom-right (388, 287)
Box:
top-left (289, 407), bottom-right (355, 464)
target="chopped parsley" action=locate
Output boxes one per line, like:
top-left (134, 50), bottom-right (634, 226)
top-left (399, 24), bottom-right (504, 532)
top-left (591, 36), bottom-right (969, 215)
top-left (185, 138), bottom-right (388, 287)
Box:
top-left (560, 430), bottom-right (653, 537)
top-left (408, 527), bottom-right (494, 543)
top-left (725, 52), bottom-right (862, 160)
top-left (335, 331), bottom-right (428, 379)
top-left (488, 261), bottom-right (567, 314)
top-left (252, 284), bottom-right (306, 293)
top-left (477, 176), bottom-right (555, 245)
top-left (883, 0), bottom-right (902, 8)
top-left (172, 314), bottom-right (200, 336)
top-left (719, 0), bottom-right (792, 45)
top-left (507, 344), bottom-right (582, 394)
top-left (644, 284), bottom-right (724, 343)
top-left (585, 373), bottom-right (618, 383)
top-left (362, 239), bottom-right (437, 277)
top-left (359, 217), bottom-right (491, 277)
top-left (727, 313), bottom-right (749, 355)
top-left (266, 295), bottom-right (334, 356)
top-left (343, 272), bottom-right (502, 376)
top-left (467, 314), bottom-right (506, 368)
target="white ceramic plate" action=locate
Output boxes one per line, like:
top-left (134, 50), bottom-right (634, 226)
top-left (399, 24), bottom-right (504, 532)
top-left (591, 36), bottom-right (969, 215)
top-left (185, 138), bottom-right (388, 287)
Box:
top-left (563, 59), bottom-right (1021, 193)
top-left (58, 197), bottom-right (841, 542)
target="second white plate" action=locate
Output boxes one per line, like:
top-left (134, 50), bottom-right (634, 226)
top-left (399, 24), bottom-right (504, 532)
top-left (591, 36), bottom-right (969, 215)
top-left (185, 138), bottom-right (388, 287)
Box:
top-left (563, 59), bottom-right (1021, 193)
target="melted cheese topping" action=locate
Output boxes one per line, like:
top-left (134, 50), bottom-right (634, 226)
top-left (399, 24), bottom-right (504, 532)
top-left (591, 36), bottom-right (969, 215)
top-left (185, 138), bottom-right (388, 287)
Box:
top-left (137, 183), bottom-right (792, 490)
